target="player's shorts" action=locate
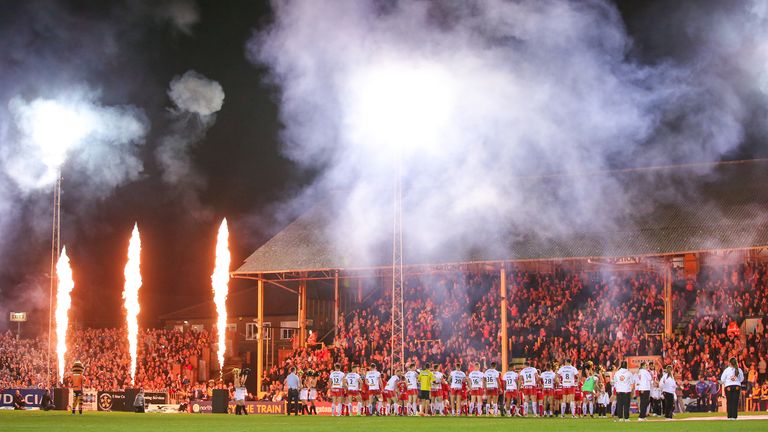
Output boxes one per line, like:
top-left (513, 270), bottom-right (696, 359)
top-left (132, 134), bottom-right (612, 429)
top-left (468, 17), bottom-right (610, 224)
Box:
top-left (504, 390), bottom-right (519, 400)
top-left (543, 388), bottom-right (554, 397)
top-left (73, 390), bottom-right (83, 398)
top-left (522, 386), bottom-right (537, 396)
top-left (470, 388), bottom-right (484, 397)
top-left (574, 392), bottom-right (583, 402)
top-left (235, 387), bottom-right (247, 401)
top-left (399, 392), bottom-right (408, 402)
top-left (367, 389), bottom-right (381, 396)
top-left (361, 391), bottom-right (369, 400)
top-left (347, 390), bottom-right (360, 397)
top-left (431, 389), bottom-right (442, 398)
top-left (583, 391), bottom-right (594, 401)
top-left (450, 388), bottom-right (463, 396)
top-left (330, 388), bottom-right (345, 398)
top-left (407, 388), bottom-right (418, 396)
top-left (485, 388), bottom-right (499, 397)
top-left (554, 389), bottom-right (563, 398)
top-left (419, 390), bottom-right (431, 400)
top-left (561, 386), bottom-right (575, 395)
top-left (383, 390), bottom-right (395, 400)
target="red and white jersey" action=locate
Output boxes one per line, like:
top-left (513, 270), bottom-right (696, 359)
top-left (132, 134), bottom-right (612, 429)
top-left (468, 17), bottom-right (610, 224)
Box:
top-left (431, 371), bottom-right (443, 390)
top-left (541, 371), bottom-right (556, 389)
top-left (503, 370), bottom-right (519, 390)
top-left (385, 375), bottom-right (399, 391)
top-left (345, 372), bottom-right (361, 391)
top-left (484, 369), bottom-right (500, 389)
top-left (365, 370), bottom-right (382, 390)
top-left (557, 365), bottom-right (579, 388)
top-left (404, 370), bottom-right (419, 389)
top-left (329, 371), bottom-right (345, 389)
top-left (520, 367), bottom-right (538, 387)
top-left (468, 370), bottom-right (485, 389)
top-left (449, 370), bottom-right (466, 389)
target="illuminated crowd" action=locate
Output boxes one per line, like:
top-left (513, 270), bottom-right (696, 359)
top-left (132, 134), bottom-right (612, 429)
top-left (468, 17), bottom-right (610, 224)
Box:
top-left (1, 261), bottom-right (767, 414)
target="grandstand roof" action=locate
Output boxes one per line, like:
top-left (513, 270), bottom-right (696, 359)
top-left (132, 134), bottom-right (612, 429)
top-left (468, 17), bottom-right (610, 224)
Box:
top-left (233, 159), bottom-right (768, 276)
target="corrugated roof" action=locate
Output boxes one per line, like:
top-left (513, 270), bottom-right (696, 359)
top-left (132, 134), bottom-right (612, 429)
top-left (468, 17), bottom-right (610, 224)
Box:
top-left (233, 159), bottom-right (768, 275)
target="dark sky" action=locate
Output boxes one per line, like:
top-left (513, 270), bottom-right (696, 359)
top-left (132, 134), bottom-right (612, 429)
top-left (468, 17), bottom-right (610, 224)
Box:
top-left (0, 0), bottom-right (764, 331)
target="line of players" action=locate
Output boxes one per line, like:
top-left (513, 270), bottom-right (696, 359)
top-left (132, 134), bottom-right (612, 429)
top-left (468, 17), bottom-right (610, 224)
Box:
top-left (326, 358), bottom-right (608, 417)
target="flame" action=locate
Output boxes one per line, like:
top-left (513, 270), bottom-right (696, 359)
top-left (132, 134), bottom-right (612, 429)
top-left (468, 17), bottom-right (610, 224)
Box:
top-left (122, 224), bottom-right (142, 385)
top-left (211, 219), bottom-right (231, 377)
top-left (55, 247), bottom-right (74, 384)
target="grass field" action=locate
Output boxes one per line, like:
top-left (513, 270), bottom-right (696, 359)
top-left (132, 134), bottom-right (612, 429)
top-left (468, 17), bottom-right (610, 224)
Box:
top-left (3, 411), bottom-right (768, 432)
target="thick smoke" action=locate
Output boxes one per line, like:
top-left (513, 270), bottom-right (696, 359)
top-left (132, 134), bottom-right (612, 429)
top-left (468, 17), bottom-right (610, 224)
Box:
top-left (156, 70), bottom-right (225, 218)
top-left (250, 0), bottom-right (768, 266)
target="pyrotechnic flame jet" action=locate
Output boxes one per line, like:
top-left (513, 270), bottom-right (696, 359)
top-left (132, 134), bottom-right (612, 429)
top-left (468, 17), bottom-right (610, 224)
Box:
top-left (55, 247), bottom-right (75, 384)
top-left (211, 219), bottom-right (231, 378)
top-left (122, 224), bottom-right (142, 385)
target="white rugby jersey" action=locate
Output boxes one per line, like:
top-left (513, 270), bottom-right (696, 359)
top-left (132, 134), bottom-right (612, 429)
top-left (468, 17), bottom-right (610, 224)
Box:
top-left (329, 371), bottom-right (345, 389)
top-left (557, 365), bottom-right (579, 387)
top-left (431, 371), bottom-right (443, 390)
top-left (468, 370), bottom-right (485, 389)
top-left (520, 367), bottom-right (538, 387)
top-left (449, 370), bottom-right (466, 389)
top-left (365, 370), bottom-right (382, 390)
top-left (404, 370), bottom-right (419, 389)
top-left (503, 370), bottom-right (519, 390)
top-left (385, 375), bottom-right (400, 391)
top-left (484, 369), bottom-right (500, 389)
top-left (345, 372), bottom-right (361, 391)
top-left (541, 371), bottom-right (556, 389)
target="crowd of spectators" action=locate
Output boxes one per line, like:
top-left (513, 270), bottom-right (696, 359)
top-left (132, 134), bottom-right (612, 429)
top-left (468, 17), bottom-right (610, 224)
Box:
top-left (2, 261), bottom-right (766, 412)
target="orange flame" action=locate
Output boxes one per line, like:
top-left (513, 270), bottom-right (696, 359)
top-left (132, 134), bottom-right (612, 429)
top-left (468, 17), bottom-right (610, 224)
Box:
top-left (122, 223), bottom-right (142, 385)
top-left (211, 219), bottom-right (230, 377)
top-left (55, 246), bottom-right (74, 384)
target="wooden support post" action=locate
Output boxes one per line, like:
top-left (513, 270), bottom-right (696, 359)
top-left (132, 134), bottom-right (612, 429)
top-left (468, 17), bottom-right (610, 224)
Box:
top-left (257, 276), bottom-right (264, 398)
top-left (299, 279), bottom-right (307, 347)
top-left (500, 265), bottom-right (508, 374)
top-left (664, 263), bottom-right (672, 338)
top-left (334, 270), bottom-right (340, 342)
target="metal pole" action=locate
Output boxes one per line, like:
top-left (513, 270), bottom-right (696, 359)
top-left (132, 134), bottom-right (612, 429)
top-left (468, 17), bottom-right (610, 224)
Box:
top-left (257, 277), bottom-right (264, 398)
top-left (500, 265), bottom-right (508, 374)
top-left (298, 279), bottom-right (307, 348)
top-left (47, 172), bottom-right (61, 387)
top-left (390, 160), bottom-right (404, 376)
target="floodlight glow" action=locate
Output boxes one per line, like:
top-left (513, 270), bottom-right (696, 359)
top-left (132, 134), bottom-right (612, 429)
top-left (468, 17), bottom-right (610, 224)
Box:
top-left (19, 99), bottom-right (95, 172)
top-left (345, 60), bottom-right (456, 156)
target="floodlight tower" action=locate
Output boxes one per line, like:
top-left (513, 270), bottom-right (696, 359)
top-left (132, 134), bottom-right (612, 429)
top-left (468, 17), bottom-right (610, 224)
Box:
top-left (47, 172), bottom-right (61, 388)
top-left (391, 161), bottom-right (404, 375)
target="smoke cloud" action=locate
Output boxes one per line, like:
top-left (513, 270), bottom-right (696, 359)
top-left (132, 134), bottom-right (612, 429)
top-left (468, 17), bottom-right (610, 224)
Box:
top-left (249, 0), bottom-right (768, 266)
top-left (156, 70), bottom-right (225, 217)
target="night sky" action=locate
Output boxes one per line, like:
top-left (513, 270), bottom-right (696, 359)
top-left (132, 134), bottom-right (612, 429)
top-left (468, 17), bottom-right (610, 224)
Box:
top-left (0, 0), bottom-right (765, 331)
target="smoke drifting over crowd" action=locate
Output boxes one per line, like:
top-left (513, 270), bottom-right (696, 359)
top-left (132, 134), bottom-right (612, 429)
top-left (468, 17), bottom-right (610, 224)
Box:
top-left (251, 0), bottom-right (768, 265)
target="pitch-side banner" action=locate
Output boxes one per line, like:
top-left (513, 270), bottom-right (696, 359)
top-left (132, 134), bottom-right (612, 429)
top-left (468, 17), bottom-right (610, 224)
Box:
top-left (97, 391), bottom-right (167, 411)
top-left (190, 400), bottom-right (286, 414)
top-left (0, 389), bottom-right (45, 408)
top-left (627, 355), bottom-right (662, 371)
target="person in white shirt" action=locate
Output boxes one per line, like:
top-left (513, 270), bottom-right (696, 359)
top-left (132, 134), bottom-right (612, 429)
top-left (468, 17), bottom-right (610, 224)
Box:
top-left (519, 360), bottom-right (539, 417)
top-left (540, 363), bottom-right (557, 417)
top-left (721, 357), bottom-right (744, 420)
top-left (431, 364), bottom-right (445, 415)
top-left (484, 361), bottom-right (501, 416)
top-left (635, 361), bottom-right (653, 421)
top-left (383, 371), bottom-right (402, 416)
top-left (344, 365), bottom-right (363, 416)
top-left (448, 363), bottom-right (466, 416)
top-left (659, 365), bottom-right (677, 420)
top-left (502, 365), bottom-right (519, 417)
top-left (404, 363), bottom-right (420, 415)
top-left (328, 364), bottom-right (346, 416)
top-left (597, 390), bottom-right (610, 418)
top-left (468, 362), bottom-right (485, 415)
top-left (557, 359), bottom-right (579, 417)
top-left (365, 363), bottom-right (383, 416)
top-left (612, 360), bottom-right (634, 422)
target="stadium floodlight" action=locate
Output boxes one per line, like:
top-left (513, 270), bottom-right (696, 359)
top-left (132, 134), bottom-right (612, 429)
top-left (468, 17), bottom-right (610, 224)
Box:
top-left (22, 99), bottom-right (95, 177)
top-left (345, 59), bottom-right (456, 158)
